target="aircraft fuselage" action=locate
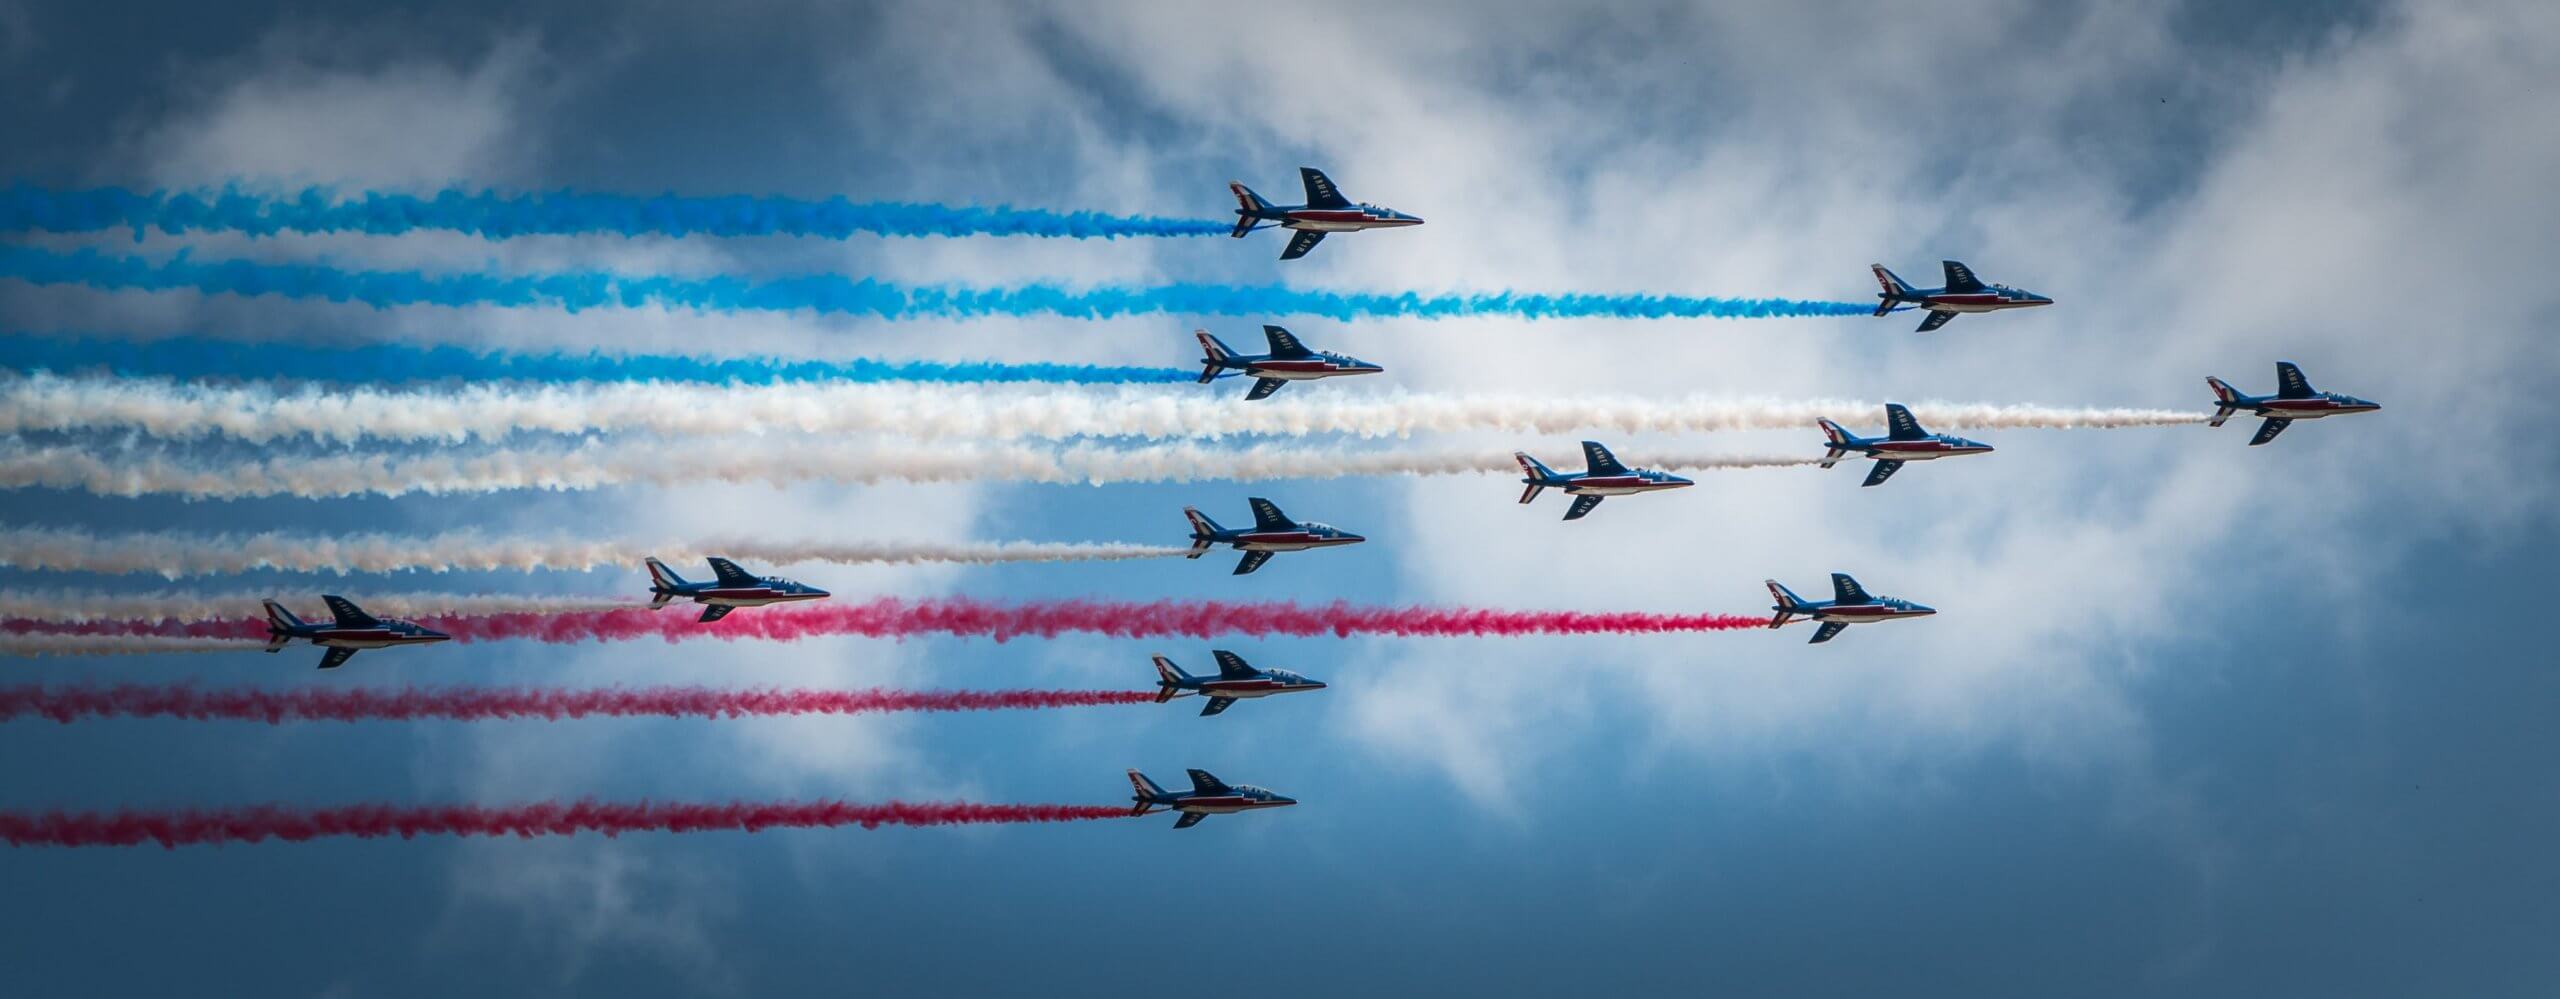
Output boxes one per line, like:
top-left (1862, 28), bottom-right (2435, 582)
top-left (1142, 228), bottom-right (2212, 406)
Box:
top-left (1231, 531), bottom-right (1365, 553)
top-left (690, 587), bottom-right (831, 609)
top-left (1913, 290), bottom-right (2054, 314)
top-left (2244, 397), bottom-right (2378, 419)
top-left (1807, 603), bottom-right (1936, 624)
top-left (1558, 475), bottom-right (1695, 497)
top-left (1857, 439), bottom-right (1995, 460)
top-left (1243, 357), bottom-right (1383, 381)
top-left (304, 628), bottom-right (449, 650)
top-left (1193, 677), bottom-right (1327, 699)
top-left (1277, 208), bottom-right (1424, 233)
top-left (1170, 796), bottom-right (1298, 816)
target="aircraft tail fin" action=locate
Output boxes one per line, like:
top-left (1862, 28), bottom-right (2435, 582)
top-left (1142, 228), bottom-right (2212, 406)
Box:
top-left (1195, 330), bottom-right (1235, 383)
top-left (1817, 418), bottom-right (1853, 466)
top-left (1127, 769), bottom-right (1168, 813)
top-left (644, 556), bottom-right (689, 592)
top-left (1151, 656), bottom-right (1191, 702)
top-left (1765, 579), bottom-right (1808, 628)
top-left (1182, 507), bottom-right (1222, 557)
top-left (1514, 451), bottom-right (1560, 486)
top-left (1871, 264), bottom-right (1916, 309)
top-left (1228, 182), bottom-right (1269, 237)
top-left (261, 599), bottom-right (302, 650)
top-left (2206, 376), bottom-right (2239, 427)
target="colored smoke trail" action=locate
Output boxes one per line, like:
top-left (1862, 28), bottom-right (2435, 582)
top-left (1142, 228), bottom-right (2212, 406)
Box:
top-left (0, 438), bottom-right (1810, 500)
top-left (3, 375), bottom-right (2211, 445)
top-left (0, 245), bottom-right (1871, 321)
top-left (0, 799), bottom-right (1132, 848)
top-left (1, 184), bottom-right (1233, 240)
top-left (0, 527), bottom-right (1192, 579)
top-left (0, 589), bottom-right (640, 624)
top-left (0, 683), bottom-right (1159, 723)
top-left (14, 599), bottom-right (1773, 645)
top-left (0, 333), bottom-right (1191, 386)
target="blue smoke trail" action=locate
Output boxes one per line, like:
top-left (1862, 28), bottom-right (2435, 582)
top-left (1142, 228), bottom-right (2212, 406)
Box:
top-left (0, 184), bottom-right (1232, 241)
top-left (0, 245), bottom-right (1873, 321)
top-left (0, 333), bottom-right (1194, 386)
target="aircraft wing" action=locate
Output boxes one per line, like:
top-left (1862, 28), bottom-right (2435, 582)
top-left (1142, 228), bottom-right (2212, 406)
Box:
top-left (1808, 621), bottom-right (1850, 644)
top-left (1862, 460), bottom-right (1905, 487)
top-left (705, 557), bottom-right (759, 588)
top-left (1830, 573), bottom-right (1871, 604)
top-left (2249, 418), bottom-right (2291, 446)
top-left (322, 595), bottom-right (380, 629)
top-left (1199, 696), bottom-right (1238, 717)
top-left (1299, 167), bottom-right (1351, 209)
top-left (1247, 498), bottom-right (1294, 531)
top-left (1185, 769), bottom-right (1234, 795)
top-left (698, 604), bottom-right (734, 623)
top-left (1246, 377), bottom-right (1287, 400)
top-left (1941, 260), bottom-right (1985, 293)
top-left (1233, 550), bottom-right (1274, 575)
top-left (1261, 325), bottom-right (1314, 358)
top-left (1580, 441), bottom-right (1630, 477)
top-left (1564, 495), bottom-right (1605, 521)
top-left (1172, 812), bottom-right (1208, 829)
top-left (1212, 650), bottom-right (1257, 679)
top-left (316, 646), bottom-right (359, 670)
top-left (1280, 229), bottom-right (1326, 260)
top-left (1884, 403), bottom-right (1927, 440)
top-left (2275, 361), bottom-right (2315, 399)
top-left (1915, 310), bottom-right (1958, 333)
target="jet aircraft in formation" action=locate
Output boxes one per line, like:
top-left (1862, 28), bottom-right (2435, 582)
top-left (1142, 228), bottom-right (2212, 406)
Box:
top-left (1817, 404), bottom-right (1995, 487)
top-left (1195, 325), bottom-right (1383, 400)
top-left (262, 596), bottom-right (451, 670)
top-left (1183, 498), bottom-right (1366, 575)
top-left (1871, 259), bottom-right (2053, 332)
top-left (1229, 167), bottom-right (1423, 259)
top-left (1765, 573), bottom-right (1936, 644)
top-left (644, 556), bottom-right (832, 623)
top-left (1513, 441), bottom-right (1694, 520)
top-left (2206, 362), bottom-right (2380, 445)
top-left (1127, 768), bottom-right (1298, 828)
top-left (1152, 650), bottom-right (1327, 716)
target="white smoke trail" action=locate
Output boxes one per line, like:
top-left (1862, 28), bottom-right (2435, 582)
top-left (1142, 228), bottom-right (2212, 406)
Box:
top-left (0, 635), bottom-right (267, 657)
top-left (0, 589), bottom-right (642, 624)
top-left (0, 527), bottom-right (1197, 579)
top-left (0, 439), bottom-right (1813, 500)
top-left (0, 374), bottom-right (2210, 444)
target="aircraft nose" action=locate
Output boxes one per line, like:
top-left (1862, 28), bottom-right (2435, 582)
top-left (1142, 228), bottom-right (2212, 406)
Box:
top-left (1911, 604), bottom-right (1938, 616)
top-left (808, 588), bottom-right (833, 599)
top-left (1667, 475), bottom-right (1696, 488)
top-left (1341, 533), bottom-right (1366, 544)
top-left (424, 631), bottom-right (453, 643)
top-left (1273, 796), bottom-right (1300, 807)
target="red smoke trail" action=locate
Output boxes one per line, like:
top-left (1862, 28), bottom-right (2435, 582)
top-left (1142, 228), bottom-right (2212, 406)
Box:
top-left (5, 598), bottom-right (1769, 644)
top-left (0, 800), bottom-right (1133, 848)
top-left (0, 683), bottom-right (1157, 723)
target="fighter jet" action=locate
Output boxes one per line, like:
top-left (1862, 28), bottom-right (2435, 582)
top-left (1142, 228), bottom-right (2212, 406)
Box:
top-left (262, 595), bottom-right (451, 670)
top-left (1195, 325), bottom-right (1384, 400)
top-left (1817, 404), bottom-right (1995, 487)
top-left (644, 556), bottom-right (831, 623)
top-left (2207, 362), bottom-right (2381, 446)
top-left (1183, 498), bottom-right (1366, 575)
top-left (1765, 573), bottom-right (1937, 644)
top-left (1127, 768), bottom-right (1298, 829)
top-left (1514, 441), bottom-right (1694, 521)
top-left (1152, 650), bottom-right (1328, 717)
top-left (1229, 167), bottom-right (1424, 259)
top-left (1870, 260), bottom-right (2053, 332)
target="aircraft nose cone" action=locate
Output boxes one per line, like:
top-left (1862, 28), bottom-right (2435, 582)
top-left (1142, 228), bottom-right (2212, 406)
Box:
top-left (1273, 796), bottom-right (1300, 807)
top-left (1666, 476), bottom-right (1696, 488)
top-left (1341, 533), bottom-right (1366, 544)
top-left (808, 588), bottom-right (833, 599)
top-left (1912, 605), bottom-right (1938, 616)
top-left (425, 632), bottom-right (453, 643)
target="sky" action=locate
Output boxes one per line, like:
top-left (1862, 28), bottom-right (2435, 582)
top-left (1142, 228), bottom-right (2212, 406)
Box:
top-left (3, 0), bottom-right (2557, 994)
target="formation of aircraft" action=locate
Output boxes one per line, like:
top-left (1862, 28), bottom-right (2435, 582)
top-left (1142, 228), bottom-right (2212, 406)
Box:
top-left (1870, 259), bottom-right (2053, 332)
top-left (1195, 325), bottom-right (1383, 400)
top-left (1229, 167), bottom-right (1423, 259)
top-left (1183, 497), bottom-right (1366, 575)
top-left (1817, 404), bottom-right (1995, 487)
top-left (1127, 768), bottom-right (1298, 828)
top-left (2207, 361), bottom-right (2381, 445)
top-left (1513, 441), bottom-right (1694, 520)
top-left (201, 175), bottom-right (2394, 836)
top-left (1765, 573), bottom-right (1936, 644)
top-left (261, 596), bottom-right (451, 670)
top-left (1152, 650), bottom-right (1327, 716)
top-left (644, 556), bottom-right (832, 623)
